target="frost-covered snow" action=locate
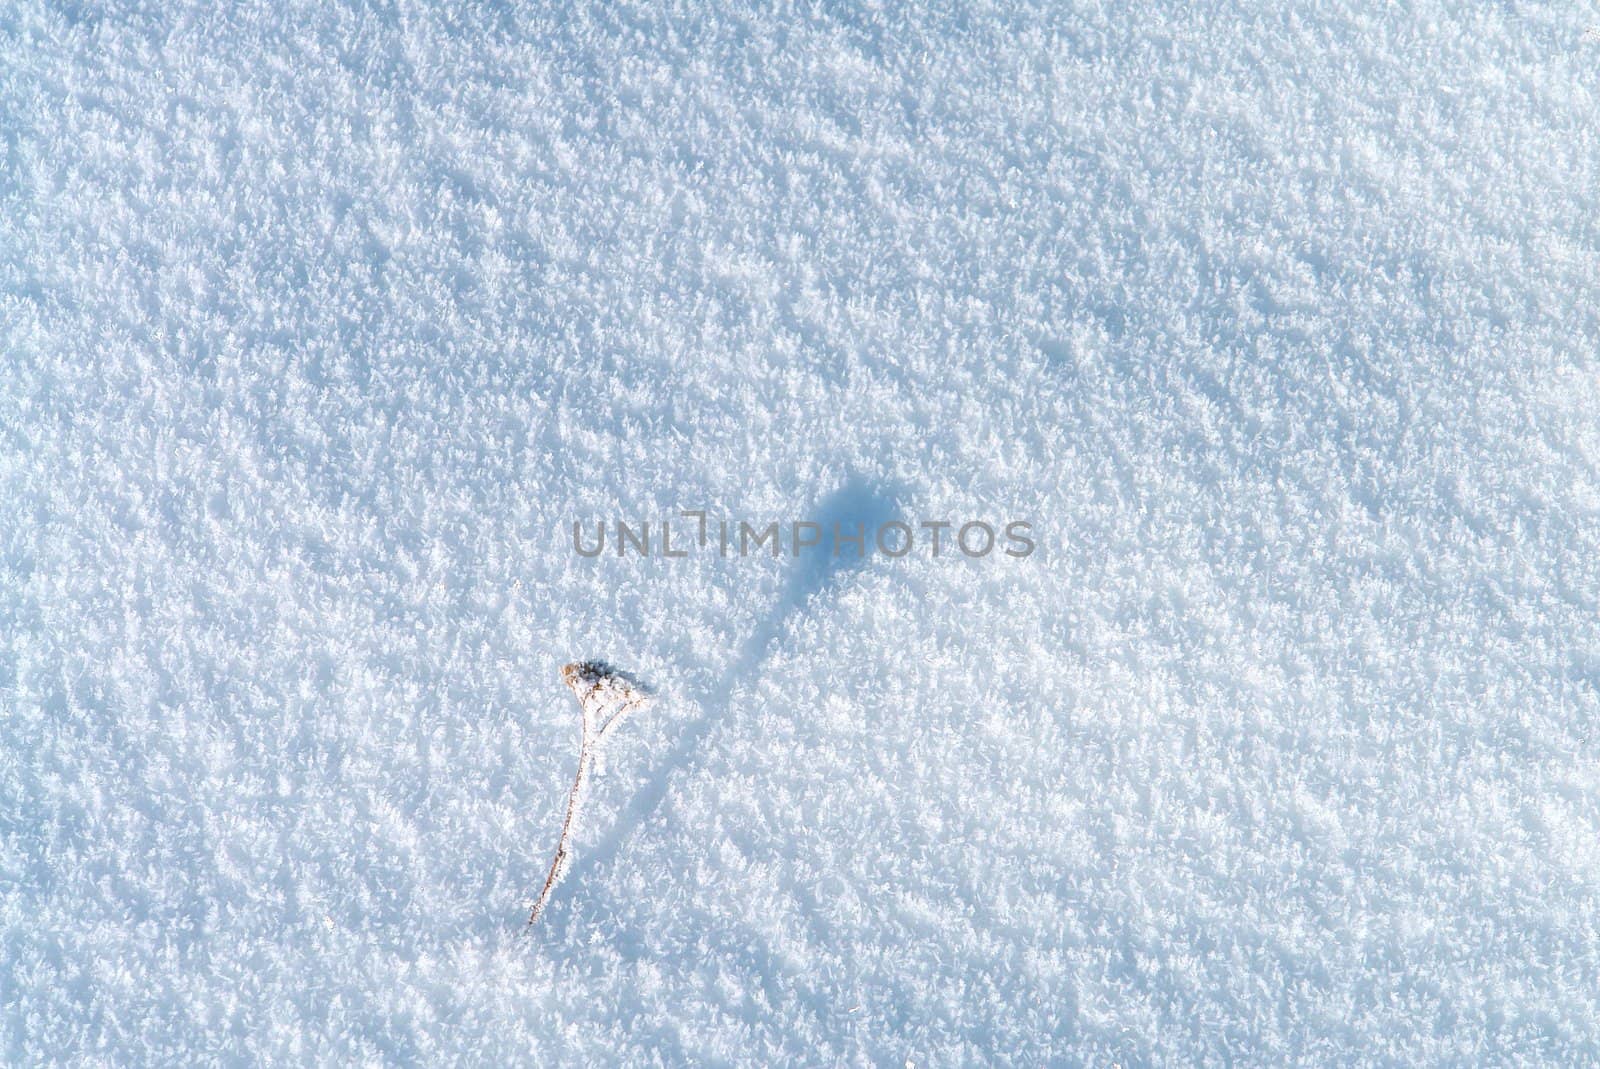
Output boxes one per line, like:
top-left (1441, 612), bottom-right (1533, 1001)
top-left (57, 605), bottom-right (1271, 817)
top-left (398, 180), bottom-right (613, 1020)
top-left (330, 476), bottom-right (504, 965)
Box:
top-left (5, 1), bottom-right (1600, 1063)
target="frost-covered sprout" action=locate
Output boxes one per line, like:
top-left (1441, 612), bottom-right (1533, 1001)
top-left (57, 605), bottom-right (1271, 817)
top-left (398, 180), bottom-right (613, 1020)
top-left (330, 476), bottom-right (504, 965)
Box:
top-left (527, 661), bottom-right (654, 928)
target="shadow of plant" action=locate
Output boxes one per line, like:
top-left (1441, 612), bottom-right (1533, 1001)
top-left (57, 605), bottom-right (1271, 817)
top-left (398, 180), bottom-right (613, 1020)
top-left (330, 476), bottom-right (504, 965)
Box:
top-left (544, 472), bottom-right (904, 928)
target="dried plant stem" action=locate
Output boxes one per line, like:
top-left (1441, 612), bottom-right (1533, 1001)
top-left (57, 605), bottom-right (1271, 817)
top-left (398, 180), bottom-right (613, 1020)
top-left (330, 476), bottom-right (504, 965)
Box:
top-left (526, 661), bottom-right (653, 929)
top-left (527, 719), bottom-right (595, 927)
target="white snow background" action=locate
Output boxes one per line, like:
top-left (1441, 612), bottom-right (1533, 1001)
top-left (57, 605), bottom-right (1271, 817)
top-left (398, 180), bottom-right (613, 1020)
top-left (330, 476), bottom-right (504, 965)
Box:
top-left (4, 1), bottom-right (1600, 1063)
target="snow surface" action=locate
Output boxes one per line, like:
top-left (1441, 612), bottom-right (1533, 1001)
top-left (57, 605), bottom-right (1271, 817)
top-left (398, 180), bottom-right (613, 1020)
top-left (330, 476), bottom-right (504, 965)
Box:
top-left (5, 1), bottom-right (1600, 1063)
